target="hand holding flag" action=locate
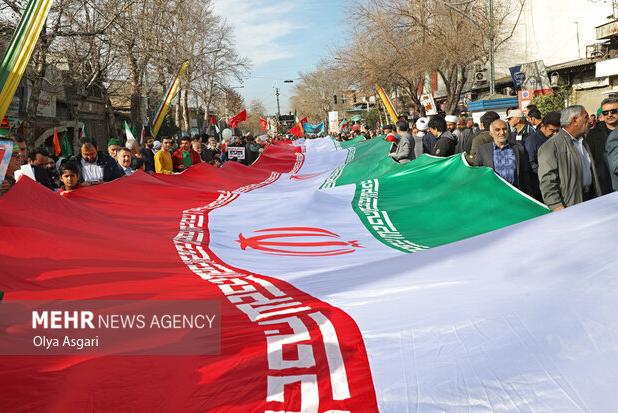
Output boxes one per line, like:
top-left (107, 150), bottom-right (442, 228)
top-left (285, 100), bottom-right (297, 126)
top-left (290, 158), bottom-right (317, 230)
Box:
top-left (124, 121), bottom-right (136, 147)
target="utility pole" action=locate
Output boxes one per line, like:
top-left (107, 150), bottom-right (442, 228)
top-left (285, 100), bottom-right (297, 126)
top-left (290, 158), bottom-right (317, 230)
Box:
top-left (275, 87), bottom-right (281, 119)
top-left (489, 0), bottom-right (496, 96)
top-left (575, 22), bottom-right (581, 59)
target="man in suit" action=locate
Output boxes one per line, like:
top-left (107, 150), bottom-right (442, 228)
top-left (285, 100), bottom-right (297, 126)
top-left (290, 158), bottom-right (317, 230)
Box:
top-left (539, 105), bottom-right (602, 211)
top-left (475, 119), bottom-right (531, 195)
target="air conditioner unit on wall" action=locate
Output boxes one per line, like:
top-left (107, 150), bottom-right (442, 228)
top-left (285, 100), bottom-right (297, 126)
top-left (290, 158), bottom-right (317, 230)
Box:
top-left (474, 71), bottom-right (487, 83)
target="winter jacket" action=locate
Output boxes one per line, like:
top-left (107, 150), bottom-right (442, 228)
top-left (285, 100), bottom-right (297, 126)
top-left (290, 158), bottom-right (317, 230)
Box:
top-left (475, 142), bottom-right (532, 195)
top-left (245, 142), bottom-right (262, 165)
top-left (455, 128), bottom-right (474, 154)
top-left (523, 130), bottom-right (549, 200)
top-left (422, 132), bottom-right (436, 154)
top-left (467, 131), bottom-right (493, 165)
top-left (391, 132), bottom-right (415, 163)
top-left (584, 121), bottom-right (613, 194)
top-left (202, 146), bottom-right (221, 163)
top-left (605, 127), bottom-right (618, 192)
top-left (140, 147), bottom-right (156, 173)
top-left (538, 129), bottom-right (601, 209)
top-left (431, 131), bottom-right (457, 157)
top-left (512, 121), bottom-right (536, 143)
top-left (71, 151), bottom-right (124, 183)
top-left (172, 149), bottom-right (201, 171)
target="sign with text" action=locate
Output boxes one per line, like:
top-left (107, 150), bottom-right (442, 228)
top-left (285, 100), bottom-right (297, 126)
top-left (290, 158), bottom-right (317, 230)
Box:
top-left (227, 147), bottom-right (245, 160)
top-left (0, 140), bottom-right (13, 183)
top-left (328, 111), bottom-right (339, 133)
top-left (420, 94), bottom-right (438, 115)
top-left (0, 300), bottom-right (220, 355)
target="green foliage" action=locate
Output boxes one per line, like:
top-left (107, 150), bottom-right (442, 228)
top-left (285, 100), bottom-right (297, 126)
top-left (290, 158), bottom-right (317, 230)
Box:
top-left (532, 86), bottom-right (572, 116)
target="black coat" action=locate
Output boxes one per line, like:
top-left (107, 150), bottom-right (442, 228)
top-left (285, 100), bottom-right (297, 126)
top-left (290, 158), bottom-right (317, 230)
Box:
top-left (431, 131), bottom-right (457, 157)
top-left (245, 142), bottom-right (261, 165)
top-left (523, 130), bottom-right (548, 200)
top-left (475, 141), bottom-right (532, 195)
top-left (71, 151), bottom-right (124, 183)
top-left (32, 165), bottom-right (56, 190)
top-left (584, 122), bottom-right (613, 194)
top-left (422, 132), bottom-right (436, 154)
top-left (201, 147), bottom-right (221, 163)
top-left (140, 147), bottom-right (155, 172)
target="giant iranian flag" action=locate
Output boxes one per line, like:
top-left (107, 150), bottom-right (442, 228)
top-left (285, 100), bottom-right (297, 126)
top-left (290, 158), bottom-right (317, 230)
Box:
top-left (1, 137), bottom-right (618, 412)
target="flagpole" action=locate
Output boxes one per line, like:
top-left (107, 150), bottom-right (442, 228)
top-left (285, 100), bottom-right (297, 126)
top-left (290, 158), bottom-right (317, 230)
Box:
top-left (0, 0), bottom-right (53, 121)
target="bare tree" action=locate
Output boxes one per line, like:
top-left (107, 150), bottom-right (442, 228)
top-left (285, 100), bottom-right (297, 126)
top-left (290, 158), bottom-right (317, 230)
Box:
top-left (290, 62), bottom-right (351, 122)
top-left (192, 19), bottom-right (250, 122)
top-left (338, 0), bottom-right (525, 114)
top-left (214, 86), bottom-right (244, 121)
top-left (0, 0), bottom-right (250, 144)
top-left (0, 0), bottom-right (121, 145)
top-left (335, 2), bottom-right (428, 115)
top-left (245, 98), bottom-right (267, 135)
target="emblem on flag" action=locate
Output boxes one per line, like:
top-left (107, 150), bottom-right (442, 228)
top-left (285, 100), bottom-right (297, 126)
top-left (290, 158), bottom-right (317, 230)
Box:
top-left (237, 227), bottom-right (362, 256)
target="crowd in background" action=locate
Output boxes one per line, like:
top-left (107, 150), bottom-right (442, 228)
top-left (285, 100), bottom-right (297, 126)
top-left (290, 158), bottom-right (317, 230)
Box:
top-left (0, 131), bottom-right (281, 195)
top-left (332, 98), bottom-right (618, 211)
top-left (2, 99), bottom-right (618, 212)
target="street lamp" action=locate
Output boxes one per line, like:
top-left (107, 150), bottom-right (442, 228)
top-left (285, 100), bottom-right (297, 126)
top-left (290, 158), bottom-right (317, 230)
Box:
top-left (242, 76), bottom-right (297, 119)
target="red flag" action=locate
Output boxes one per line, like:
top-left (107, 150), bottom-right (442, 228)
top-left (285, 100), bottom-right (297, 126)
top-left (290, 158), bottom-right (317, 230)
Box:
top-left (209, 115), bottom-right (216, 126)
top-left (52, 127), bottom-right (61, 156)
top-left (0, 147), bottom-right (379, 412)
top-left (289, 123), bottom-right (303, 137)
top-left (300, 117), bottom-right (308, 124)
top-left (229, 109), bottom-right (247, 128)
top-left (259, 116), bottom-right (268, 131)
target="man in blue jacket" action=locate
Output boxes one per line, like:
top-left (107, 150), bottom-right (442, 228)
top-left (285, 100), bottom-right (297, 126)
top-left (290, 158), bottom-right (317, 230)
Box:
top-left (524, 111), bottom-right (561, 200)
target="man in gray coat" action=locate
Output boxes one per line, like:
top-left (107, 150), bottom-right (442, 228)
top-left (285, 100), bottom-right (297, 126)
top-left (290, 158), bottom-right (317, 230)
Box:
top-left (389, 120), bottom-right (415, 163)
top-left (538, 105), bottom-right (602, 211)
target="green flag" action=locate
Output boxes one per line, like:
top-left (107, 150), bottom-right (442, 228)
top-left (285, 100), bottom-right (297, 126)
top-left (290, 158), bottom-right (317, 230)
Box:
top-left (320, 137), bottom-right (549, 252)
top-left (61, 131), bottom-right (73, 158)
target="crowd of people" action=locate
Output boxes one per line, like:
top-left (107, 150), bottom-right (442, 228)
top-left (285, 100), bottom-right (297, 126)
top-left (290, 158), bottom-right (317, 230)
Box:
top-left (2, 99), bottom-right (618, 212)
top-left (0, 131), bottom-right (288, 195)
top-left (332, 99), bottom-right (618, 211)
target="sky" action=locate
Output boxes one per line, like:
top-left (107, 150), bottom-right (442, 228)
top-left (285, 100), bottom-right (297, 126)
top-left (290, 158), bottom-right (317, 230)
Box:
top-left (211, 0), bottom-right (347, 115)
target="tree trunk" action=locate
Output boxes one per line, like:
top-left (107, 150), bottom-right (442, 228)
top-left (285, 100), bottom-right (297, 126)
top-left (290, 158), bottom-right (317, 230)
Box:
top-left (24, 30), bottom-right (50, 148)
top-left (129, 57), bottom-right (142, 133)
top-left (183, 87), bottom-right (190, 133)
top-left (104, 93), bottom-right (118, 140)
top-left (443, 64), bottom-right (466, 114)
top-left (175, 90), bottom-right (182, 135)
